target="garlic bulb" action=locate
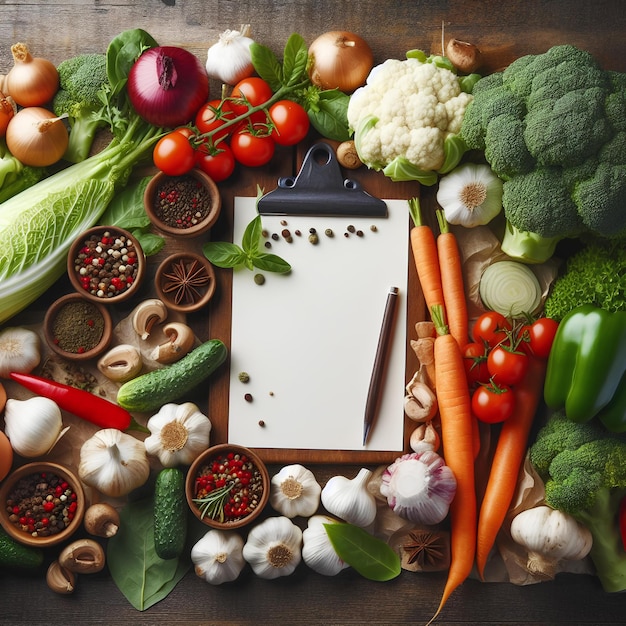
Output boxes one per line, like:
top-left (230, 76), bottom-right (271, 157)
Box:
top-left (78, 429), bottom-right (150, 498)
top-left (205, 25), bottom-right (255, 85)
top-left (144, 402), bottom-right (212, 467)
top-left (510, 505), bottom-right (593, 579)
top-left (380, 451), bottom-right (457, 525)
top-left (436, 162), bottom-right (503, 227)
top-left (0, 326), bottom-right (41, 378)
top-left (191, 529), bottom-right (245, 585)
top-left (4, 396), bottom-right (68, 457)
top-left (321, 468), bottom-right (377, 528)
top-left (302, 515), bottom-right (350, 576)
top-left (242, 516), bottom-right (303, 579)
top-left (270, 464), bottom-right (321, 518)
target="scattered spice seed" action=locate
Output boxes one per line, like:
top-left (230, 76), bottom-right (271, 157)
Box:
top-left (344, 232), bottom-right (349, 238)
top-left (153, 174), bottom-right (212, 230)
top-left (347, 224), bottom-right (356, 233)
top-left (280, 219), bottom-right (288, 226)
top-left (5, 471), bottom-right (78, 538)
top-left (238, 372), bottom-right (250, 383)
top-left (254, 273), bottom-right (265, 285)
top-left (295, 229), bottom-right (301, 236)
top-left (244, 393), bottom-right (253, 402)
top-left (271, 233), bottom-right (279, 241)
top-left (281, 229), bottom-right (290, 238)
top-left (264, 241), bottom-right (272, 248)
top-left (357, 230), bottom-right (364, 237)
top-left (309, 227), bottom-right (317, 234)
top-left (52, 300), bottom-right (105, 354)
top-left (308, 233), bottom-right (319, 245)
top-left (325, 228), bottom-right (334, 237)
top-left (370, 224), bottom-right (378, 232)
top-left (258, 420), bottom-right (265, 427)
top-left (261, 229), bottom-right (269, 238)
top-left (72, 230), bottom-right (138, 299)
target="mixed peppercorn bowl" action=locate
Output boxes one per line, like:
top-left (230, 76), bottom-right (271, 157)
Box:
top-left (185, 444), bottom-right (270, 530)
top-left (0, 462), bottom-right (86, 548)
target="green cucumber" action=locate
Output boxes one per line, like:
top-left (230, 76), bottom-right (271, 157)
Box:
top-left (116, 339), bottom-right (227, 413)
top-left (153, 468), bottom-right (187, 560)
top-left (0, 527), bottom-right (44, 569)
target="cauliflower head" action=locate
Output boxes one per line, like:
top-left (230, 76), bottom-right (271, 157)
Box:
top-left (347, 56), bottom-right (474, 185)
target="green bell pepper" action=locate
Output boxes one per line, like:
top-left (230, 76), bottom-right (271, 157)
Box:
top-left (544, 305), bottom-right (626, 427)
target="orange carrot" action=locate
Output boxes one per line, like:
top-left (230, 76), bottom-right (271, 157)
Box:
top-left (427, 304), bottom-right (476, 626)
top-left (409, 197), bottom-right (445, 317)
top-left (475, 356), bottom-right (547, 579)
top-left (436, 209), bottom-right (469, 349)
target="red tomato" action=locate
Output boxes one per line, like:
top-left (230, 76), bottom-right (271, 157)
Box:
top-left (195, 100), bottom-right (236, 143)
top-left (174, 126), bottom-right (196, 139)
top-left (518, 317), bottom-right (560, 359)
top-left (195, 142), bottom-right (236, 182)
top-left (471, 382), bottom-right (515, 424)
top-left (472, 311), bottom-right (512, 348)
top-left (229, 77), bottom-right (273, 116)
top-left (153, 131), bottom-right (195, 176)
top-left (269, 100), bottom-right (310, 146)
top-left (230, 130), bottom-right (275, 167)
top-left (462, 342), bottom-right (491, 387)
top-left (487, 345), bottom-right (529, 386)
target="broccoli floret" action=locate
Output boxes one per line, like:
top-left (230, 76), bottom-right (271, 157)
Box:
top-left (544, 238), bottom-right (626, 320)
top-left (459, 44), bottom-right (626, 263)
top-left (0, 138), bottom-right (47, 203)
top-left (52, 53), bottom-right (108, 163)
top-left (530, 412), bottom-right (626, 592)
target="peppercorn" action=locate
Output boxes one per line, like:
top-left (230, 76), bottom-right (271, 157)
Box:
top-left (153, 174), bottom-right (212, 230)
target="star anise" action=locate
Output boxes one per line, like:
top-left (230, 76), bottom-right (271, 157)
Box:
top-left (162, 258), bottom-right (211, 305)
top-left (403, 530), bottom-right (447, 568)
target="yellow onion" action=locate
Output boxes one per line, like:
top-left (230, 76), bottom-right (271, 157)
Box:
top-left (5, 42), bottom-right (59, 107)
top-left (5, 106), bottom-right (68, 166)
top-left (308, 31), bottom-right (374, 93)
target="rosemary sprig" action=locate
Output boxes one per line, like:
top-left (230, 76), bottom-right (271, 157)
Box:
top-left (193, 483), bottom-right (234, 522)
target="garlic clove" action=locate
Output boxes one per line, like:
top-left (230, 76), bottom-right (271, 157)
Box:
top-left (131, 299), bottom-right (168, 340)
top-left (410, 421), bottom-right (441, 453)
top-left (46, 560), bottom-right (76, 594)
top-left (205, 25), bottom-right (255, 86)
top-left (150, 322), bottom-right (196, 364)
top-left (97, 344), bottom-right (143, 382)
top-left (321, 468), bottom-right (377, 528)
top-left (58, 538), bottom-right (106, 574)
top-left (0, 326), bottom-right (41, 378)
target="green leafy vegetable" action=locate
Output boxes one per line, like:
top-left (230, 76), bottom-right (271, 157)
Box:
top-left (101, 176), bottom-right (165, 256)
top-left (323, 522), bottom-right (401, 581)
top-left (107, 497), bottom-right (190, 611)
top-left (203, 214), bottom-right (291, 274)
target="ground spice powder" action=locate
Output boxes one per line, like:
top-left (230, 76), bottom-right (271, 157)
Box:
top-left (52, 300), bottom-right (105, 354)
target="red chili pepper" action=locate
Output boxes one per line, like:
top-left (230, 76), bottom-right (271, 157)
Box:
top-left (619, 495), bottom-right (626, 551)
top-left (9, 371), bottom-right (132, 430)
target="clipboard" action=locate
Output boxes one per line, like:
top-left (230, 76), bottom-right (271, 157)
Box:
top-left (227, 144), bottom-right (410, 463)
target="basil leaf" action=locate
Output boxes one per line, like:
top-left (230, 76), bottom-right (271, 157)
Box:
top-left (203, 241), bottom-right (247, 268)
top-left (106, 28), bottom-right (158, 94)
top-left (323, 522), bottom-right (401, 581)
top-left (282, 33), bottom-right (309, 87)
top-left (101, 176), bottom-right (152, 230)
top-left (306, 89), bottom-right (352, 142)
top-left (241, 214), bottom-right (264, 255)
top-left (252, 252), bottom-right (292, 273)
top-left (107, 498), bottom-right (190, 611)
top-left (250, 42), bottom-right (283, 92)
top-left (133, 230), bottom-right (165, 257)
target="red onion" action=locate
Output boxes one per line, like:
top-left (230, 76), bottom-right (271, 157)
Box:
top-left (128, 46), bottom-right (209, 128)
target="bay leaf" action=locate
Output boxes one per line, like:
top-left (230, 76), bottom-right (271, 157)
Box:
top-left (107, 497), bottom-right (191, 611)
top-left (324, 522), bottom-right (401, 582)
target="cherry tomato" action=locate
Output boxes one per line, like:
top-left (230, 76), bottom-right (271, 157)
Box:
top-left (195, 142), bottom-right (236, 182)
top-left (471, 382), bottom-right (515, 424)
top-left (518, 317), bottom-right (560, 359)
top-left (487, 344), bottom-right (529, 386)
top-left (472, 311), bottom-right (512, 348)
top-left (269, 100), bottom-right (310, 146)
top-left (153, 131), bottom-right (195, 176)
top-left (230, 129), bottom-right (275, 168)
top-left (195, 100), bottom-right (236, 143)
top-left (462, 342), bottom-right (491, 387)
top-left (229, 77), bottom-right (273, 116)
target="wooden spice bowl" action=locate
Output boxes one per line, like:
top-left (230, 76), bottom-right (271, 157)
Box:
top-left (43, 292), bottom-right (113, 361)
top-left (154, 252), bottom-right (217, 313)
top-left (143, 168), bottom-right (221, 238)
top-left (0, 462), bottom-right (86, 548)
top-left (67, 225), bottom-right (146, 305)
top-left (185, 444), bottom-right (270, 530)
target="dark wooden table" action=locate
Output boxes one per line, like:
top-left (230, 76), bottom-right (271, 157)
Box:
top-left (2, 2), bottom-right (626, 624)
